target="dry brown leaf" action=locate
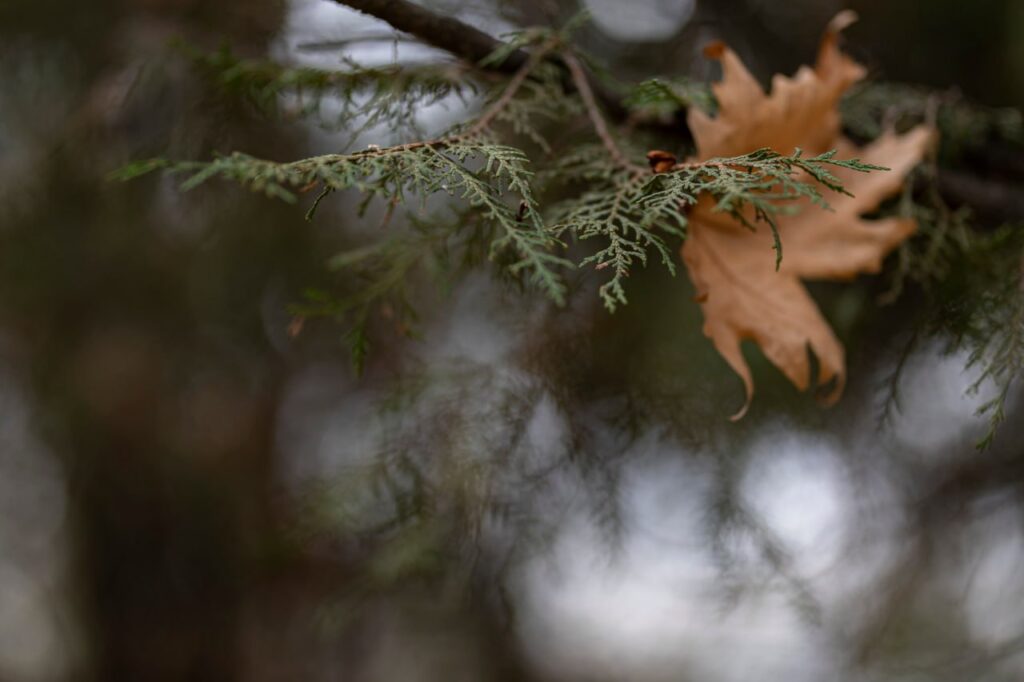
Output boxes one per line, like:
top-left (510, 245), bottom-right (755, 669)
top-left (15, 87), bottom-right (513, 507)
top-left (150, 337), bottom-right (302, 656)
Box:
top-left (681, 11), bottom-right (936, 419)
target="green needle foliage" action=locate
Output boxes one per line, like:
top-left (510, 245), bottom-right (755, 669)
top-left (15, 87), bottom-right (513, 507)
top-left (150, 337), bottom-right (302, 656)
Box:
top-left (841, 82), bottom-right (1023, 154)
top-left (116, 15), bottom-right (1024, 444)
top-left (116, 138), bottom-right (570, 304)
top-left (878, 165), bottom-right (1024, 450)
top-left (921, 224), bottom-right (1024, 450)
top-left (179, 41), bottom-right (473, 134)
top-left (546, 144), bottom-right (885, 310)
top-left (123, 21), bottom-right (887, 315)
top-left (624, 77), bottom-right (717, 118)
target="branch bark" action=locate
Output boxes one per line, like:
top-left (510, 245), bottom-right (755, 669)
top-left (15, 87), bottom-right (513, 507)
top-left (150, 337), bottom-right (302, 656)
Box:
top-left (935, 169), bottom-right (1024, 225)
top-left (334, 0), bottom-right (529, 74)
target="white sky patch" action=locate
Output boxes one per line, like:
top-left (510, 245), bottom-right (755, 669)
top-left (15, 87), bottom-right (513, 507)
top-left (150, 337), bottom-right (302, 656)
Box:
top-left (417, 272), bottom-right (525, 366)
top-left (963, 506), bottom-right (1024, 648)
top-left (883, 345), bottom-right (990, 454)
top-left (274, 273), bottom-right (544, 507)
top-left (740, 429), bottom-right (851, 579)
top-left (0, 363), bottom-right (78, 681)
top-left (523, 391), bottom-right (571, 467)
top-left (515, 433), bottom-right (837, 682)
top-left (279, 0), bottom-right (447, 69)
top-left (279, 0), bottom-right (504, 149)
top-left (274, 361), bottom-right (379, 486)
top-left (584, 0), bottom-right (695, 42)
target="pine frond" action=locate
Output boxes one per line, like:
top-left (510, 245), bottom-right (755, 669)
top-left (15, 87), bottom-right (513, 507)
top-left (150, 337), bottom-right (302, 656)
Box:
top-left (624, 77), bottom-right (716, 118)
top-left (939, 227), bottom-right (1024, 450)
top-left (968, 286), bottom-right (1024, 450)
top-left (877, 162), bottom-right (1024, 450)
top-left (486, 63), bottom-right (582, 153)
top-left (881, 168), bottom-right (972, 304)
top-left (179, 42), bottom-right (472, 132)
top-left (842, 82), bottom-right (1023, 151)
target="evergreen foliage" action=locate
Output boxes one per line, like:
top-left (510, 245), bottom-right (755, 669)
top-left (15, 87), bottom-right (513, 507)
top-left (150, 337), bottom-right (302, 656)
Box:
top-left (179, 41), bottom-right (472, 134)
top-left (624, 76), bottom-right (717, 118)
top-left (118, 15), bottom-right (1024, 446)
top-left (841, 82), bottom-right (1024, 152)
top-left (122, 25), bottom-right (887, 312)
top-left (903, 217), bottom-right (1024, 450)
top-left (118, 139), bottom-right (569, 304)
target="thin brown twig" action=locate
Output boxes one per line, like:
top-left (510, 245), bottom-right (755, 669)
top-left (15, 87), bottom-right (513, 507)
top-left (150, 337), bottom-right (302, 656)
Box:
top-left (562, 51), bottom-right (645, 176)
top-left (467, 36), bottom-right (561, 137)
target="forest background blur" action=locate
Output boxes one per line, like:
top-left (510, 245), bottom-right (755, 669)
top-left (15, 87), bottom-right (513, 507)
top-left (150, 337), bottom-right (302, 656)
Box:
top-left (1, 0), bottom-right (1023, 680)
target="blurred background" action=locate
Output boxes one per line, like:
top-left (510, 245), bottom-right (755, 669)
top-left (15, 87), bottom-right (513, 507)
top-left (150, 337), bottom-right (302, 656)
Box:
top-left (1, 0), bottom-right (1023, 680)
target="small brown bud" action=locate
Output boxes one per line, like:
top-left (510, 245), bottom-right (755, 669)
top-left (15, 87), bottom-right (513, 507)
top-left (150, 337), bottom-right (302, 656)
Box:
top-left (702, 41), bottom-right (727, 59)
top-left (646, 150), bottom-right (677, 174)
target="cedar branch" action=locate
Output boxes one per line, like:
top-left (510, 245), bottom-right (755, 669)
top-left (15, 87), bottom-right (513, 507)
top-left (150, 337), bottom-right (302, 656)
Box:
top-left (332, 0), bottom-right (640, 133)
top-left (333, 0), bottom-right (1021, 221)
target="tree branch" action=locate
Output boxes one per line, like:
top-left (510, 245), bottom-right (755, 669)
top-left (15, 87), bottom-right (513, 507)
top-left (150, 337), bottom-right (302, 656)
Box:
top-left (333, 0), bottom-right (641, 133)
top-left (935, 168), bottom-right (1024, 225)
top-left (334, 0), bottom-right (529, 74)
top-left (333, 0), bottom-right (1022, 222)
top-left (468, 36), bottom-right (559, 136)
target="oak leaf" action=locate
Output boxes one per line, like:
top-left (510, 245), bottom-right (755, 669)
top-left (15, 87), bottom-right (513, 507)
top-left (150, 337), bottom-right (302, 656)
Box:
top-left (681, 11), bottom-right (936, 419)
